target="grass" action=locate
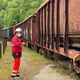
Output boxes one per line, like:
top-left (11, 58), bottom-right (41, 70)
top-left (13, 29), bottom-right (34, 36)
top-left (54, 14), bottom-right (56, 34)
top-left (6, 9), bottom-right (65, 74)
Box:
top-left (0, 42), bottom-right (54, 80)
top-left (20, 45), bottom-right (54, 80)
top-left (0, 42), bottom-right (12, 80)
top-left (0, 42), bottom-right (79, 80)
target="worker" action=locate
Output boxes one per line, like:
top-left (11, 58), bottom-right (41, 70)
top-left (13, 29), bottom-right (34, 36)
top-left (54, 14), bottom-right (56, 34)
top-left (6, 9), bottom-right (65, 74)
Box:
top-left (11, 28), bottom-right (23, 78)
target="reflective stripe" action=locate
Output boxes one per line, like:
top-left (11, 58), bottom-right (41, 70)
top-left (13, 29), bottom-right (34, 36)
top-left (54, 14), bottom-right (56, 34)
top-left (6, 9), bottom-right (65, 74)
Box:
top-left (11, 73), bottom-right (16, 76)
top-left (11, 70), bottom-right (17, 76)
top-left (12, 72), bottom-right (17, 74)
top-left (12, 70), bottom-right (17, 73)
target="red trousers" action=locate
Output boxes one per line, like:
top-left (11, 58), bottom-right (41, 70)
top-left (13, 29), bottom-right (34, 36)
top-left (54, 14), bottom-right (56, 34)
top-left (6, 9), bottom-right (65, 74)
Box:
top-left (13, 58), bottom-right (20, 70)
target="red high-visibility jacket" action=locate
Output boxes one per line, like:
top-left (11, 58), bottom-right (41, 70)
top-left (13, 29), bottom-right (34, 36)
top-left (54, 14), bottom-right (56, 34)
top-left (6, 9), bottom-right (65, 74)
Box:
top-left (12, 36), bottom-right (22, 53)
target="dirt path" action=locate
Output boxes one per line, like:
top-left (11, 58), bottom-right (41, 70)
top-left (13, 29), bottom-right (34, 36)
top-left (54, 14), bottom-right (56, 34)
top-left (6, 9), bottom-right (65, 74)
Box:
top-left (32, 65), bottom-right (77, 80)
top-left (0, 42), bottom-right (79, 80)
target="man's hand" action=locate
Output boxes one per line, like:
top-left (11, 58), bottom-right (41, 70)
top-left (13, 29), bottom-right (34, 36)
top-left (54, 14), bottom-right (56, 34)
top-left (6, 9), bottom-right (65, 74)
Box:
top-left (12, 44), bottom-right (15, 46)
top-left (22, 42), bottom-right (25, 45)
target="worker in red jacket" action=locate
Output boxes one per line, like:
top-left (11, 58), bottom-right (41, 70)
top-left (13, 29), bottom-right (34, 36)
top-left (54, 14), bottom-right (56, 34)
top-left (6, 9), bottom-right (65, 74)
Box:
top-left (11, 28), bottom-right (23, 78)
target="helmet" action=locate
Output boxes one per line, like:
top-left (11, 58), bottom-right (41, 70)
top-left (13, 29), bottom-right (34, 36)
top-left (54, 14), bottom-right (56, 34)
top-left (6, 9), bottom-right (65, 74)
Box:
top-left (15, 28), bottom-right (22, 32)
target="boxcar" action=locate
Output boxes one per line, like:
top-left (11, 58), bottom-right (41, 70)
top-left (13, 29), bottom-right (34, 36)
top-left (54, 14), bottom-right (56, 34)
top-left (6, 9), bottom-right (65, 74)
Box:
top-left (27, 0), bottom-right (80, 73)
top-left (3, 0), bottom-right (80, 73)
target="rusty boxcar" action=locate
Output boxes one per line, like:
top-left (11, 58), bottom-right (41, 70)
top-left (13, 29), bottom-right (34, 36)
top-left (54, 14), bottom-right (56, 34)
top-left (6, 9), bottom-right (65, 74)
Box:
top-left (25, 0), bottom-right (80, 73)
top-left (4, 0), bottom-right (80, 73)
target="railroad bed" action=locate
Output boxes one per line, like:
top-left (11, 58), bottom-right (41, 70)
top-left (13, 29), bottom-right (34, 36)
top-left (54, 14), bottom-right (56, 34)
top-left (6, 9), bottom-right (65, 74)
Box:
top-left (0, 42), bottom-right (79, 80)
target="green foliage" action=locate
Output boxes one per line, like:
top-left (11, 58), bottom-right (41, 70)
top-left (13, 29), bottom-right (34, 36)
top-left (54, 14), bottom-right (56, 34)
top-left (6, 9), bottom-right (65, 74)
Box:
top-left (0, 0), bottom-right (8, 28)
top-left (0, 0), bottom-right (45, 28)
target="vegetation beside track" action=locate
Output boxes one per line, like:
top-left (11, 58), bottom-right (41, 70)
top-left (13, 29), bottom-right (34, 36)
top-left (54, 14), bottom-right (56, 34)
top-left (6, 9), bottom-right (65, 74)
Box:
top-left (0, 42), bottom-right (79, 80)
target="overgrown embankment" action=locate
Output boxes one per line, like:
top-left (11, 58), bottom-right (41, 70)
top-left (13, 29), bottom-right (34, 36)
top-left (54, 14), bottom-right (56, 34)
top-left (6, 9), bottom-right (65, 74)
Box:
top-left (0, 42), bottom-right (79, 80)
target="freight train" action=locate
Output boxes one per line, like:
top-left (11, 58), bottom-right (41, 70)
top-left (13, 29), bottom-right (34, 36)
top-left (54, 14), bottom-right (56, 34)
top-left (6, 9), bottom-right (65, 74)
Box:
top-left (0, 0), bottom-right (80, 73)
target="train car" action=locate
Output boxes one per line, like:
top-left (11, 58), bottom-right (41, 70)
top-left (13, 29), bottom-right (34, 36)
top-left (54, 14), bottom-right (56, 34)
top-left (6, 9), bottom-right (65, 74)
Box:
top-left (26, 0), bottom-right (80, 73)
top-left (0, 28), bottom-right (8, 56)
top-left (27, 15), bottom-right (38, 49)
top-left (10, 17), bottom-right (30, 45)
top-left (0, 29), bottom-right (4, 38)
top-left (11, 14), bottom-right (38, 48)
top-left (1, 0), bottom-right (79, 74)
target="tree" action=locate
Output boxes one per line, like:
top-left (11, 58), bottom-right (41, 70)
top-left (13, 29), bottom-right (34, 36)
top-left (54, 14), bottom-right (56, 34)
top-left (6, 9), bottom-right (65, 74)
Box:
top-left (1, 0), bottom-right (45, 28)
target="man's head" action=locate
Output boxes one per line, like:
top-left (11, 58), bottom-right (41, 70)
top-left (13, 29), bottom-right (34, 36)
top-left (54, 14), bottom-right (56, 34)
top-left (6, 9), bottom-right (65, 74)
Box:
top-left (15, 28), bottom-right (22, 37)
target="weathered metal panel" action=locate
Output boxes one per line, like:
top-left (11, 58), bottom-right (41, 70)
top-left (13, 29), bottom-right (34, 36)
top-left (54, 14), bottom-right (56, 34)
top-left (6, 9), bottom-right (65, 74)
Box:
top-left (28, 18), bottom-right (32, 42)
top-left (0, 30), bottom-right (3, 38)
top-left (32, 16), bottom-right (38, 44)
top-left (46, 4), bottom-right (48, 48)
top-left (69, 0), bottom-right (80, 33)
top-left (43, 6), bottom-right (46, 47)
top-left (37, 11), bottom-right (40, 45)
top-left (3, 29), bottom-right (9, 39)
top-left (40, 9), bottom-right (43, 46)
top-left (56, 0), bottom-right (60, 52)
top-left (9, 27), bottom-right (14, 40)
top-left (50, 0), bottom-right (55, 50)
top-left (64, 0), bottom-right (69, 54)
top-left (47, 2), bottom-right (50, 49)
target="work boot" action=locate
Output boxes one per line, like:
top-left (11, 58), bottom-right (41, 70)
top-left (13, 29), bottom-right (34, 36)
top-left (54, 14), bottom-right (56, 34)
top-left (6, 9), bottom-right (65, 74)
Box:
top-left (16, 71), bottom-right (20, 77)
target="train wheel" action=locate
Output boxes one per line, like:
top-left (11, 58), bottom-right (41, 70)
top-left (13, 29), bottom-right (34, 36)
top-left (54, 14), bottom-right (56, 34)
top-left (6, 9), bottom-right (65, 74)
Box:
top-left (38, 48), bottom-right (47, 57)
top-left (32, 45), bottom-right (38, 52)
top-left (39, 48), bottom-right (42, 54)
top-left (41, 49), bottom-right (47, 57)
top-left (35, 46), bottom-right (40, 53)
top-left (28, 43), bottom-right (31, 48)
top-left (52, 53), bottom-right (61, 61)
top-left (46, 51), bottom-right (53, 59)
